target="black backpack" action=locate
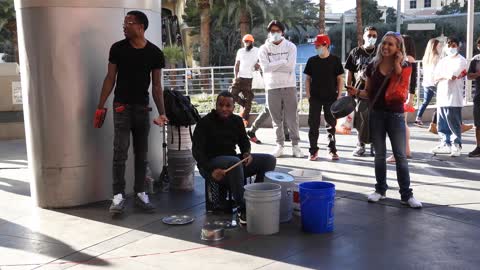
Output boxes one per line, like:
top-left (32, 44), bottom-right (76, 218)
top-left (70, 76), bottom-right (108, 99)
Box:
top-left (164, 89), bottom-right (201, 127)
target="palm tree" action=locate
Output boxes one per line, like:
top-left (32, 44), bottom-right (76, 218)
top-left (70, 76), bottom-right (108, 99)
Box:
top-left (319, 0), bottom-right (325, 34)
top-left (0, 0), bottom-right (17, 62)
top-left (355, 0), bottom-right (363, 47)
top-left (218, 0), bottom-right (268, 38)
top-left (269, 0), bottom-right (318, 41)
top-left (196, 0), bottom-right (212, 67)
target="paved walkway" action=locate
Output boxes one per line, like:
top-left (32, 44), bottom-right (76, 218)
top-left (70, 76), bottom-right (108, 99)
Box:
top-left (1, 125), bottom-right (479, 269)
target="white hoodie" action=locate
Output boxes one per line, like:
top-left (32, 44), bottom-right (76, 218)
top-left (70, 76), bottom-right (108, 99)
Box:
top-left (258, 38), bottom-right (297, 90)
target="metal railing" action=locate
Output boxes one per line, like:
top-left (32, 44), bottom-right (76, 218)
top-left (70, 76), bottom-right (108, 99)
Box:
top-left (161, 61), bottom-right (475, 113)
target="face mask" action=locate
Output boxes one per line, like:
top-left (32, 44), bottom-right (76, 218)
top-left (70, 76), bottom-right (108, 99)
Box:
top-left (269, 32), bottom-right (283, 43)
top-left (364, 37), bottom-right (376, 47)
top-left (316, 48), bottom-right (324, 56)
top-left (446, 47), bottom-right (458, 56)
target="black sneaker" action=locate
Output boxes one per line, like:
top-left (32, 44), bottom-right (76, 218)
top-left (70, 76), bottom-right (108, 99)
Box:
top-left (134, 193), bottom-right (155, 213)
top-left (247, 130), bottom-right (262, 144)
top-left (468, 146), bottom-right (480, 157)
top-left (353, 145), bottom-right (366, 156)
top-left (238, 210), bottom-right (247, 225)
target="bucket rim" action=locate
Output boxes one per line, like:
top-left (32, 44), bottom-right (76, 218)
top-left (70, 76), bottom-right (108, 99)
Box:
top-left (244, 182), bottom-right (282, 192)
top-left (299, 181), bottom-right (335, 190)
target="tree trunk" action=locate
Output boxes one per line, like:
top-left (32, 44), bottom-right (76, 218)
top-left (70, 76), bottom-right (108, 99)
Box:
top-left (6, 20), bottom-right (18, 63)
top-left (239, 8), bottom-right (250, 38)
top-left (355, 0), bottom-right (364, 47)
top-left (319, 0), bottom-right (326, 34)
top-left (198, 0), bottom-right (210, 67)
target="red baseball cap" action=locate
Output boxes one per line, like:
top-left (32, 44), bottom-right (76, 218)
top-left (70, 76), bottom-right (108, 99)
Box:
top-left (313, 34), bottom-right (331, 47)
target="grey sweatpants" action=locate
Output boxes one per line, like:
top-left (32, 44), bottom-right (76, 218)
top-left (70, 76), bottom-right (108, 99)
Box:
top-left (267, 87), bottom-right (300, 146)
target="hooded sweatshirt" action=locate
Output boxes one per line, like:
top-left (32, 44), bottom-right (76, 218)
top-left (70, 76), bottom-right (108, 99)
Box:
top-left (258, 38), bottom-right (297, 90)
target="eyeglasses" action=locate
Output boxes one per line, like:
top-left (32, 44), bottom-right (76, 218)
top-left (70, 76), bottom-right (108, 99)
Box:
top-left (385, 31), bottom-right (401, 37)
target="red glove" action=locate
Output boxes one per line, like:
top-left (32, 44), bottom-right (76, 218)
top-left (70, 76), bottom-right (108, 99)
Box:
top-left (404, 104), bottom-right (415, 113)
top-left (94, 108), bottom-right (107, 128)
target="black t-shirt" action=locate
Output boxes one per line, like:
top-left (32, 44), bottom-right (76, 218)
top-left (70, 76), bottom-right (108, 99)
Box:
top-left (109, 39), bottom-right (165, 105)
top-left (303, 54), bottom-right (344, 102)
top-left (468, 54), bottom-right (480, 102)
top-left (345, 46), bottom-right (377, 89)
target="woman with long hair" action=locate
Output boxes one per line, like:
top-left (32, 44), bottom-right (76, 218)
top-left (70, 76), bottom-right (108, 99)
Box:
top-left (415, 38), bottom-right (441, 127)
top-left (347, 32), bottom-right (422, 208)
top-left (387, 35), bottom-right (416, 163)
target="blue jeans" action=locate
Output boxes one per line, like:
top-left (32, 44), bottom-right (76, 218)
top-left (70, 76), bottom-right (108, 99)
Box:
top-left (370, 110), bottom-right (413, 201)
top-left (437, 107), bottom-right (462, 146)
top-left (202, 154), bottom-right (276, 210)
top-left (416, 86), bottom-right (436, 119)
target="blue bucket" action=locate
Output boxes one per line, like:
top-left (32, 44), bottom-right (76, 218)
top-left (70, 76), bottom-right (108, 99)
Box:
top-left (299, 181), bottom-right (335, 233)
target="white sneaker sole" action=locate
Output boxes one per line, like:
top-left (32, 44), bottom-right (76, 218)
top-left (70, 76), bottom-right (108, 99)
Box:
top-left (400, 201), bottom-right (423, 209)
top-left (367, 195), bottom-right (386, 202)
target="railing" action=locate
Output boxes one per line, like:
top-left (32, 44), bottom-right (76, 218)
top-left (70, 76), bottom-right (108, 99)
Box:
top-left (161, 61), bottom-right (475, 113)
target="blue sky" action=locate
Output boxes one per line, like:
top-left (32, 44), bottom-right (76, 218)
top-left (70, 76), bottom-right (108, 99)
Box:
top-left (315, 0), bottom-right (397, 13)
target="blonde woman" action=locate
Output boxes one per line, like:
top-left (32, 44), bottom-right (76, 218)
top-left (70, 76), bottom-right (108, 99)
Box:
top-left (415, 38), bottom-right (441, 126)
top-left (347, 32), bottom-right (422, 208)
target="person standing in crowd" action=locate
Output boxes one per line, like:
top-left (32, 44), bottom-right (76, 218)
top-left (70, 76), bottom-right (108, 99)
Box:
top-left (387, 35), bottom-right (417, 163)
top-left (230, 34), bottom-right (260, 127)
top-left (431, 37), bottom-right (468, 157)
top-left (415, 38), bottom-right (441, 127)
top-left (466, 37), bottom-right (480, 157)
top-left (304, 34), bottom-right (344, 161)
top-left (347, 32), bottom-right (422, 208)
top-left (95, 11), bottom-right (168, 214)
top-left (345, 26), bottom-right (378, 157)
top-left (192, 91), bottom-right (277, 225)
top-left (258, 20), bottom-right (304, 158)
top-left (247, 105), bottom-right (290, 144)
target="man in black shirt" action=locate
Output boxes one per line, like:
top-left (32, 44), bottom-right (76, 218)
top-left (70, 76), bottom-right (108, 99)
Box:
top-left (345, 26), bottom-right (378, 157)
top-left (304, 34), bottom-right (344, 161)
top-left (467, 36), bottom-right (480, 157)
top-left (192, 91), bottom-right (276, 224)
top-left (95, 11), bottom-right (168, 214)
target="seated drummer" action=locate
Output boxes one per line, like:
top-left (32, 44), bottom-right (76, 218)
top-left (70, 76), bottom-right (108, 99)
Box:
top-left (192, 91), bottom-right (276, 225)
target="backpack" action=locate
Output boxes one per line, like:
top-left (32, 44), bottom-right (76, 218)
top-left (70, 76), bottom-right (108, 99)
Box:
top-left (163, 89), bottom-right (201, 150)
top-left (164, 89), bottom-right (201, 127)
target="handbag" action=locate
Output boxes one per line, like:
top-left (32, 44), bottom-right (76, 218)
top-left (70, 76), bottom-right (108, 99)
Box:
top-left (384, 64), bottom-right (412, 105)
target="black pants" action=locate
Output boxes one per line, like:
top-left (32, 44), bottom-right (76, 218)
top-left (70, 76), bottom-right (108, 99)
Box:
top-left (308, 99), bottom-right (336, 154)
top-left (112, 103), bottom-right (150, 196)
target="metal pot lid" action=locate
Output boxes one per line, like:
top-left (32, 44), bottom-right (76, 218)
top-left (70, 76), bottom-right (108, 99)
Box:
top-left (162, 215), bottom-right (195, 225)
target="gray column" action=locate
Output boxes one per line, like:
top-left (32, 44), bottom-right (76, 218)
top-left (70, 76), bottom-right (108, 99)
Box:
top-left (15, 0), bottom-right (164, 208)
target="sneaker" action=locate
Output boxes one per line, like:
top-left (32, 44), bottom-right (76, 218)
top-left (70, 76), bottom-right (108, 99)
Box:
top-left (401, 197), bottom-right (423, 209)
top-left (309, 150), bottom-right (319, 161)
top-left (367, 192), bottom-right (386, 202)
top-left (432, 144), bottom-right (451, 154)
top-left (386, 155), bottom-right (396, 163)
top-left (428, 123), bottom-right (438, 134)
top-left (414, 119), bottom-right (424, 127)
top-left (353, 145), bottom-right (366, 157)
top-left (135, 192), bottom-right (155, 212)
top-left (468, 146), bottom-right (480, 157)
top-left (450, 143), bottom-right (462, 157)
top-left (238, 210), bottom-right (247, 225)
top-left (285, 133), bottom-right (291, 142)
top-left (461, 123), bottom-right (474, 133)
top-left (272, 145), bottom-right (284, 158)
top-left (329, 151), bottom-right (339, 161)
top-left (292, 145), bottom-right (305, 158)
top-left (109, 193), bottom-right (126, 214)
top-left (247, 130), bottom-right (262, 144)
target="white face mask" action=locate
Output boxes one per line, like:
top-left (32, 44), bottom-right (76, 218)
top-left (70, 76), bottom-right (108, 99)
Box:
top-left (364, 37), bottom-right (377, 47)
top-left (269, 32), bottom-right (283, 43)
top-left (446, 47), bottom-right (458, 56)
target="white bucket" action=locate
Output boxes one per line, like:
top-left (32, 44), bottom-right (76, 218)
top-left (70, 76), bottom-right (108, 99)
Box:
top-left (265, 172), bottom-right (294, 223)
top-left (288, 169), bottom-right (322, 216)
top-left (244, 183), bottom-right (282, 235)
top-left (167, 125), bottom-right (195, 151)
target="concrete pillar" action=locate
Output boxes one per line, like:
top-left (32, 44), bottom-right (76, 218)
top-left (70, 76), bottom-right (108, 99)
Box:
top-left (15, 0), bottom-right (164, 208)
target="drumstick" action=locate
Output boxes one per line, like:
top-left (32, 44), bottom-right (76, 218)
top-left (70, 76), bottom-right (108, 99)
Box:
top-left (225, 157), bottom-right (249, 173)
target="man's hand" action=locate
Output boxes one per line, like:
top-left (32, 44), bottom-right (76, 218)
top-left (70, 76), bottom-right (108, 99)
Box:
top-left (211, 169), bottom-right (226, 182)
top-left (243, 153), bottom-right (253, 167)
top-left (254, 63), bottom-right (260, 71)
top-left (451, 75), bottom-right (458, 80)
top-left (153, 115), bottom-right (169, 126)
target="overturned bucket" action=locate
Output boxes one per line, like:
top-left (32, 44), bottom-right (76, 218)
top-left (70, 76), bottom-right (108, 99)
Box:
top-left (299, 182), bottom-right (335, 233)
top-left (244, 183), bottom-right (282, 235)
top-left (288, 169), bottom-right (323, 216)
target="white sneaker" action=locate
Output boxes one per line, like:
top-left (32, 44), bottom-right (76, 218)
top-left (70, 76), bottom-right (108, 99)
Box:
top-left (367, 192), bottom-right (386, 202)
top-left (401, 197), bottom-right (423, 209)
top-left (137, 192), bottom-right (150, 204)
top-left (272, 145), bottom-right (284, 158)
top-left (112, 193), bottom-right (124, 205)
top-left (292, 145), bottom-right (305, 158)
top-left (450, 144), bottom-right (462, 157)
top-left (432, 144), bottom-right (451, 154)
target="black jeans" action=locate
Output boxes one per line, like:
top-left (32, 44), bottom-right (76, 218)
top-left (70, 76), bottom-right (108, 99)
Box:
top-left (308, 98), bottom-right (336, 154)
top-left (112, 103), bottom-right (150, 196)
